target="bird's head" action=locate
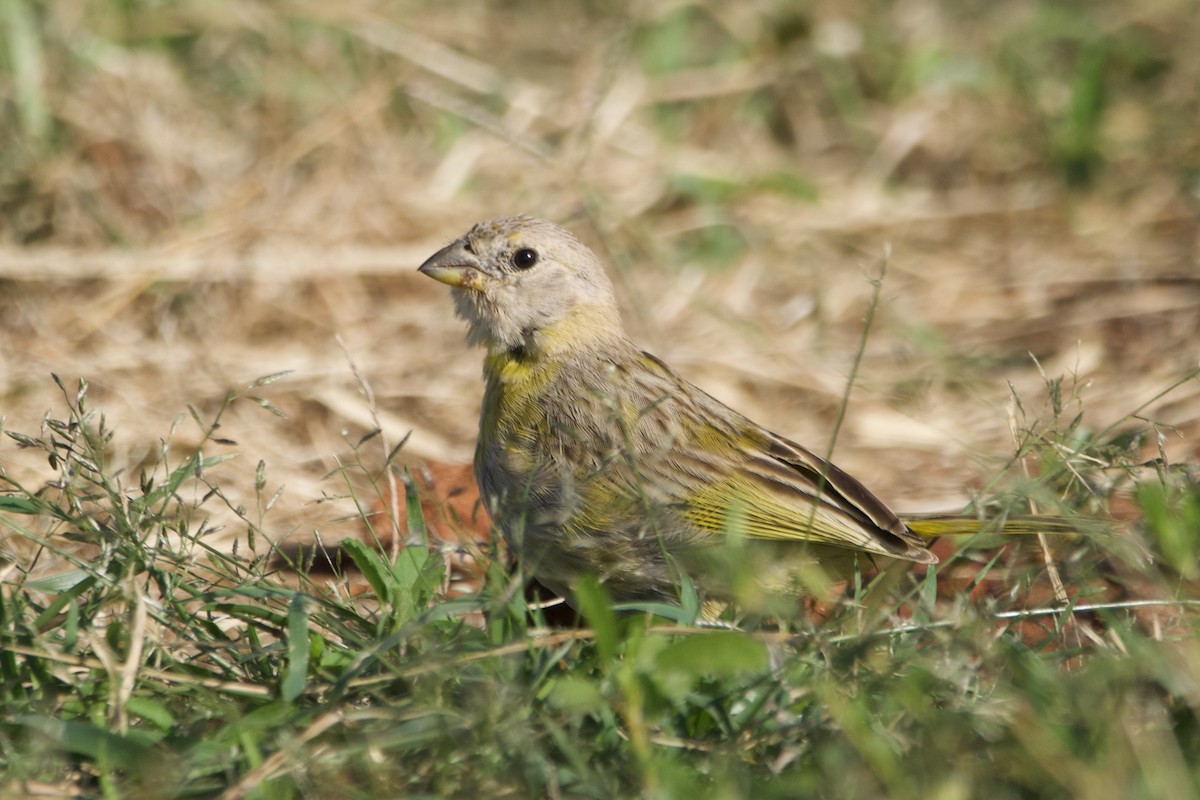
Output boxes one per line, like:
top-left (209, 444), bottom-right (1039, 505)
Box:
top-left (419, 216), bottom-right (624, 357)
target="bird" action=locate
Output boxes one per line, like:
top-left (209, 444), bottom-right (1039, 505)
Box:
top-left (419, 215), bottom-right (1077, 614)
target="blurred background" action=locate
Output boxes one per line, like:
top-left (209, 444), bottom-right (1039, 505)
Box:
top-left (2, 0), bottom-right (1198, 548)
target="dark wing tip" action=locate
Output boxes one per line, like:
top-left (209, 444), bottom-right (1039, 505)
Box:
top-left (902, 543), bottom-right (939, 564)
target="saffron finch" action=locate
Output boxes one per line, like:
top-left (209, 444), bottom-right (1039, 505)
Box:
top-left (420, 216), bottom-right (1074, 611)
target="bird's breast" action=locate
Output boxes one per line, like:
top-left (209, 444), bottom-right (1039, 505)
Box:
top-left (475, 352), bottom-right (563, 508)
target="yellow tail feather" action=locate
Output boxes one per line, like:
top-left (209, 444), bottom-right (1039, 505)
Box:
top-left (901, 514), bottom-right (1087, 539)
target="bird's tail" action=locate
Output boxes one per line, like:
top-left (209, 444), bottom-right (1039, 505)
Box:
top-left (901, 513), bottom-right (1088, 540)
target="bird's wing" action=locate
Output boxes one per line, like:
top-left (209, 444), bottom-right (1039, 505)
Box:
top-left (733, 432), bottom-right (936, 562)
top-left (630, 351), bottom-right (936, 563)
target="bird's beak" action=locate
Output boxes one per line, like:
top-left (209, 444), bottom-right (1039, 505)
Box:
top-left (418, 242), bottom-right (485, 291)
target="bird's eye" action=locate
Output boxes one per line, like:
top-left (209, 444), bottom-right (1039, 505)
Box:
top-left (512, 248), bottom-right (538, 270)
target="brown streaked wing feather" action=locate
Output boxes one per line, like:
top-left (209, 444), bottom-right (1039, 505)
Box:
top-left (626, 350), bottom-right (936, 564)
top-left (753, 433), bottom-right (935, 561)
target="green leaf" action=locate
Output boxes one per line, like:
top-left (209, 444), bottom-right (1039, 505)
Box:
top-left (676, 569), bottom-right (701, 624)
top-left (340, 538), bottom-right (391, 604)
top-left (63, 597), bottom-right (80, 650)
top-left (0, 494), bottom-right (43, 515)
top-left (124, 697), bottom-right (175, 731)
top-left (281, 593), bottom-right (310, 703)
top-left (1137, 480), bottom-right (1200, 579)
top-left (403, 466), bottom-right (427, 546)
top-left (655, 630), bottom-right (768, 679)
top-left (25, 569), bottom-right (95, 594)
top-left (391, 544), bottom-right (428, 584)
top-left (612, 601), bottom-right (697, 623)
top-left (33, 575), bottom-right (98, 629)
top-left (391, 543), bottom-right (445, 623)
top-left (573, 577), bottom-right (619, 665)
top-left (14, 715), bottom-right (159, 769)
top-left (546, 676), bottom-right (605, 716)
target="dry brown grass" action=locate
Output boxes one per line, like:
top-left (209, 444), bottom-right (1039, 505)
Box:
top-left (2, 0), bottom-right (1198, 563)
